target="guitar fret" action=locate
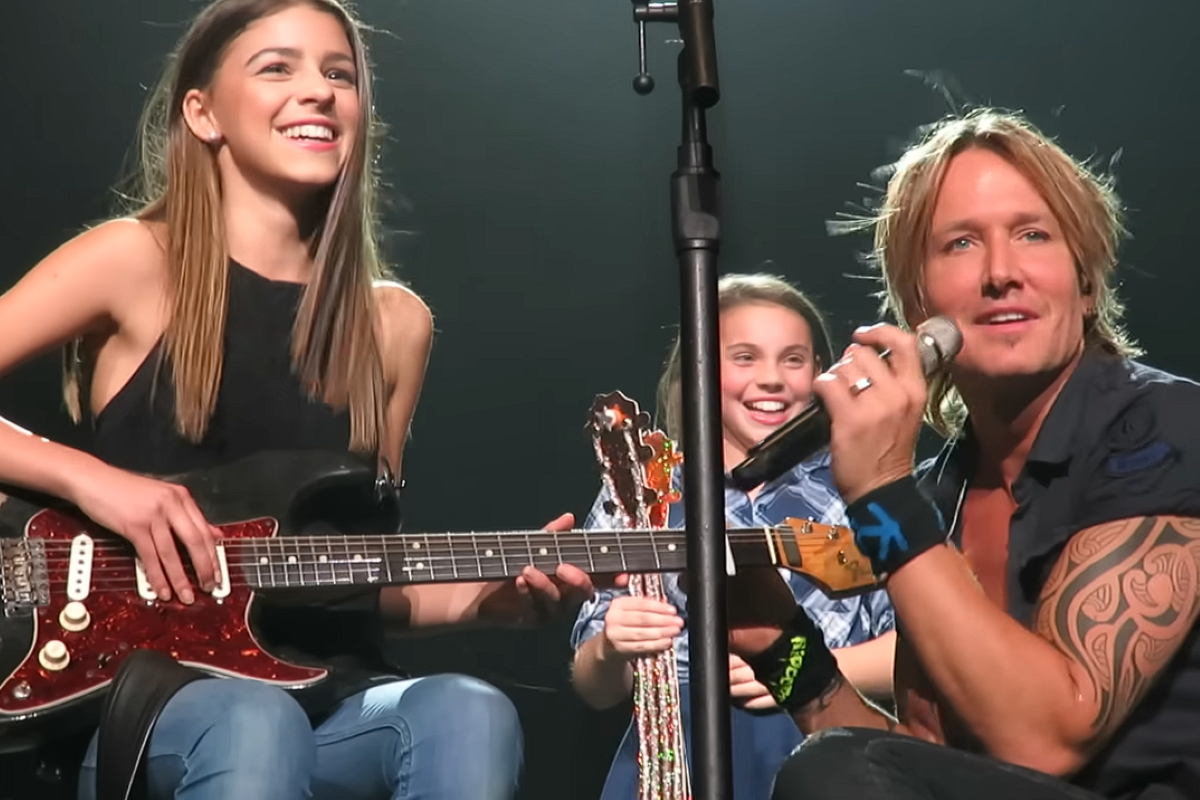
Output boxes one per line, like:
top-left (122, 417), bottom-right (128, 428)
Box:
top-left (613, 528), bottom-right (630, 573)
top-left (288, 537), bottom-right (301, 587)
top-left (304, 537), bottom-right (315, 587)
top-left (530, 534), bottom-right (556, 573)
top-left (267, 539), bottom-right (282, 587)
top-left (588, 533), bottom-right (630, 573)
top-left (327, 537), bottom-right (343, 586)
top-left (352, 536), bottom-right (380, 585)
top-left (317, 536), bottom-right (333, 585)
top-left (581, 530), bottom-right (597, 573)
top-left (471, 533), bottom-right (505, 580)
top-left (254, 538), bottom-right (267, 589)
top-left (294, 537), bottom-right (308, 587)
top-left (283, 538), bottom-right (295, 587)
top-left (340, 538), bottom-right (354, 586)
top-left (421, 532), bottom-right (434, 581)
top-left (260, 540), bottom-right (276, 588)
top-left (382, 536), bottom-right (394, 584)
top-left (442, 532), bottom-right (458, 580)
top-left (553, 532), bottom-right (566, 575)
top-left (399, 535), bottom-right (429, 584)
top-left (471, 533), bottom-right (483, 581)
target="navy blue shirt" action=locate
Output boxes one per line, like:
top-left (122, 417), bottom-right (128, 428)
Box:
top-left (918, 352), bottom-right (1200, 799)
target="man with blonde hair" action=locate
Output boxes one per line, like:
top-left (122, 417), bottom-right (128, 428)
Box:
top-left (724, 109), bottom-right (1200, 800)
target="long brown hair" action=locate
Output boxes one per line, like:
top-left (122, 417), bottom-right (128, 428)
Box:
top-left (65, 0), bottom-right (389, 453)
top-left (656, 273), bottom-right (834, 443)
top-left (838, 108), bottom-right (1138, 436)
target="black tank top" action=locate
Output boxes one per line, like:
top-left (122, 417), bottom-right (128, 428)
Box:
top-left (93, 260), bottom-right (351, 473)
top-left (90, 260), bottom-right (401, 715)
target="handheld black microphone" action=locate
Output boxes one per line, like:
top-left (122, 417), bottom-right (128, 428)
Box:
top-left (728, 317), bottom-right (963, 492)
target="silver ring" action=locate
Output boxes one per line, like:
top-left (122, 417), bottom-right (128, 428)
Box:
top-left (850, 376), bottom-right (873, 396)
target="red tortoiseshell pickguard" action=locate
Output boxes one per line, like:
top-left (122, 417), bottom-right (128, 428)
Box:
top-left (0, 510), bottom-right (325, 716)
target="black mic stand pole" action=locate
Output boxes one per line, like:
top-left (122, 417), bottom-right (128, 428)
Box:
top-left (629, 3), bottom-right (731, 797)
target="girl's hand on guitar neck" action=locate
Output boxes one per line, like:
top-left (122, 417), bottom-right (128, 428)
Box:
top-left (66, 462), bottom-right (221, 604)
top-left (480, 513), bottom-right (600, 626)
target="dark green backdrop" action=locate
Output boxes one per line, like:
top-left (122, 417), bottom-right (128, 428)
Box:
top-left (2, 1), bottom-right (1197, 796)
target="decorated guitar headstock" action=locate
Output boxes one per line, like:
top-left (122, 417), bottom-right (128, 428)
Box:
top-left (587, 391), bottom-right (681, 530)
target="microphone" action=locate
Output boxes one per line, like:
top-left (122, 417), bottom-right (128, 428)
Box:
top-left (728, 317), bottom-right (963, 492)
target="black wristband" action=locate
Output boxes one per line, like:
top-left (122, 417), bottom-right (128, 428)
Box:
top-left (744, 608), bottom-right (840, 713)
top-left (845, 475), bottom-right (946, 579)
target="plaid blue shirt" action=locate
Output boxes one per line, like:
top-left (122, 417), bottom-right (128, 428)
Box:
top-left (570, 450), bottom-right (895, 682)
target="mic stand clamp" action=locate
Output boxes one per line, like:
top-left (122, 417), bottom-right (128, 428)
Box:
top-left (628, 3), bottom-right (732, 798)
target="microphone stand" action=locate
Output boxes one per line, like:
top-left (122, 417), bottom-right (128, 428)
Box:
top-left (629, 3), bottom-right (731, 798)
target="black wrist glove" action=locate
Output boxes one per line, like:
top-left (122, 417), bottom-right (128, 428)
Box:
top-left (743, 607), bottom-right (840, 713)
top-left (845, 475), bottom-right (947, 579)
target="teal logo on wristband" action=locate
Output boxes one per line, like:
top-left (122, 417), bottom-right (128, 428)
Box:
top-left (768, 636), bottom-right (808, 703)
top-left (854, 502), bottom-right (909, 560)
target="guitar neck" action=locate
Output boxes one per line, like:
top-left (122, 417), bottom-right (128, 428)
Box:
top-left (224, 527), bottom-right (785, 590)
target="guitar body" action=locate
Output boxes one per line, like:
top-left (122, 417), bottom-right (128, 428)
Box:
top-left (0, 449), bottom-right (379, 747)
top-left (0, 442), bottom-right (875, 750)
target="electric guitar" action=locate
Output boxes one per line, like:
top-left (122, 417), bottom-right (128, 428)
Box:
top-left (0, 394), bottom-right (874, 744)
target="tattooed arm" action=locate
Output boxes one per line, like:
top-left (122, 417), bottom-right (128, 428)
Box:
top-left (883, 516), bottom-right (1200, 776)
top-left (1034, 516), bottom-right (1200, 752)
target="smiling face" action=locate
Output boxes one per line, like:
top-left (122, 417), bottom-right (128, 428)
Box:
top-left (719, 302), bottom-right (819, 466)
top-left (184, 3), bottom-right (361, 195)
top-left (922, 148), bottom-right (1091, 390)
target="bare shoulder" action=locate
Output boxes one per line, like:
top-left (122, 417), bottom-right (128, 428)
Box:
top-left (39, 218), bottom-right (168, 295)
top-left (0, 218), bottom-right (168, 368)
top-left (62, 217), bottom-right (163, 268)
top-left (373, 279), bottom-right (434, 359)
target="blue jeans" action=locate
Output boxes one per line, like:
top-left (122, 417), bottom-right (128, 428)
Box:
top-left (76, 674), bottom-right (523, 800)
top-left (599, 683), bottom-right (804, 800)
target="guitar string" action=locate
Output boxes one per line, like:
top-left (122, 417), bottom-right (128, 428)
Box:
top-left (24, 526), bottom-right (822, 546)
top-left (25, 532), bottom-right (841, 575)
top-left (25, 526), bottom-right (828, 555)
top-left (19, 532), bottom-right (864, 593)
top-left (26, 539), bottom-right (798, 573)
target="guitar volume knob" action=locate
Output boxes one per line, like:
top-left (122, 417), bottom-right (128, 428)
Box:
top-left (59, 601), bottom-right (91, 632)
top-left (39, 640), bottom-right (70, 671)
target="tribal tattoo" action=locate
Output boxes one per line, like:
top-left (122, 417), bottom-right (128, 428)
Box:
top-left (1035, 515), bottom-right (1200, 739)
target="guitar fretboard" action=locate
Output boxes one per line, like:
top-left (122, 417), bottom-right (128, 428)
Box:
top-left (223, 528), bottom-right (778, 589)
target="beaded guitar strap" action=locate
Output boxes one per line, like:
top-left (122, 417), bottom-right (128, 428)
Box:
top-left (589, 391), bottom-right (691, 800)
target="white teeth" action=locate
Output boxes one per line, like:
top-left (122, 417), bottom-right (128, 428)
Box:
top-left (747, 401), bottom-right (785, 412)
top-left (988, 312), bottom-right (1028, 323)
top-left (281, 124), bottom-right (334, 141)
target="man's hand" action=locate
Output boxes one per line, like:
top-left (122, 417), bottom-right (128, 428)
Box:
top-left (729, 653), bottom-right (777, 711)
top-left (726, 566), bottom-right (798, 658)
top-left (812, 324), bottom-right (927, 505)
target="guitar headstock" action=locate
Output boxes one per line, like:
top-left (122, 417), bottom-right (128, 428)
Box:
top-left (587, 391), bottom-right (681, 529)
top-left (767, 517), bottom-right (879, 595)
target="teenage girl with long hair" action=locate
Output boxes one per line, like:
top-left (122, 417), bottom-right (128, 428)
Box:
top-left (0, 2), bottom-right (590, 797)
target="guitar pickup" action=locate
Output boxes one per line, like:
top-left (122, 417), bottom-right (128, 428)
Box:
top-left (212, 542), bottom-right (230, 600)
top-left (66, 534), bottom-right (94, 602)
top-left (134, 558), bottom-right (157, 601)
top-left (134, 543), bottom-right (231, 601)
